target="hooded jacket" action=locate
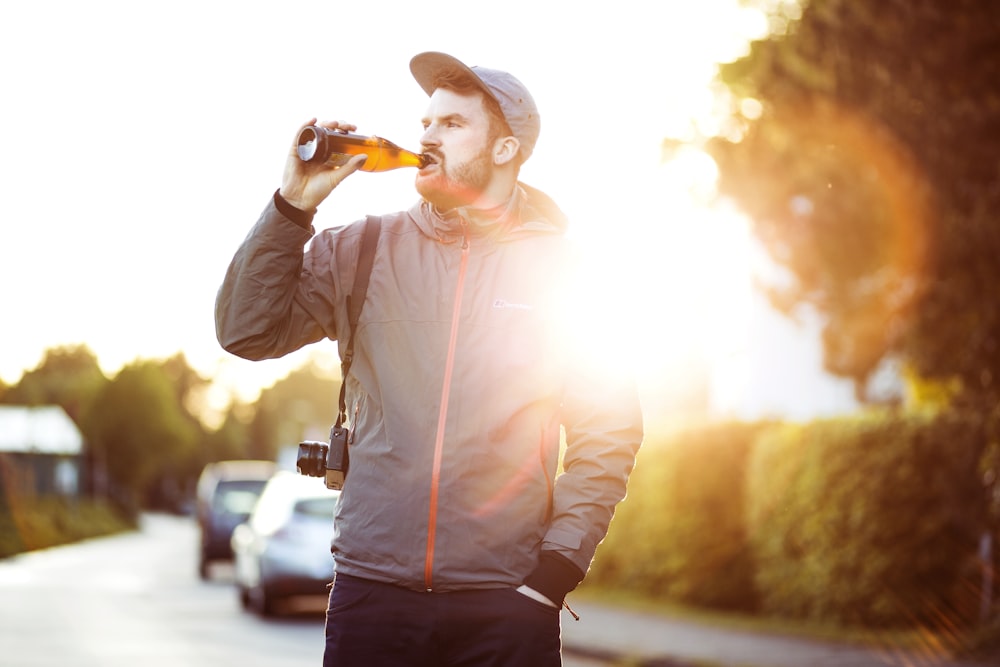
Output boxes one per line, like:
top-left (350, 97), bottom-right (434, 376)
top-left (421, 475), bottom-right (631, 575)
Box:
top-left (215, 184), bottom-right (643, 604)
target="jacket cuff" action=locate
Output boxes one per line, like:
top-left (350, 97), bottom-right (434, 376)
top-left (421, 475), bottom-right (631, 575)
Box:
top-left (524, 551), bottom-right (585, 605)
top-left (273, 189), bottom-right (316, 230)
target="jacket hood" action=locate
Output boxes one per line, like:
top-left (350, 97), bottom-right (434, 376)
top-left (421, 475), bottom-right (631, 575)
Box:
top-left (409, 182), bottom-right (568, 244)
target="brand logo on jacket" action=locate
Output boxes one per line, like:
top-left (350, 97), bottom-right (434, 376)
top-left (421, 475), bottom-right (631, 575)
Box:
top-left (492, 299), bottom-right (533, 311)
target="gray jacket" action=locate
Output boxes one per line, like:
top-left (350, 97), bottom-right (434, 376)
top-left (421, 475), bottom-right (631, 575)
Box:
top-left (216, 184), bottom-right (643, 599)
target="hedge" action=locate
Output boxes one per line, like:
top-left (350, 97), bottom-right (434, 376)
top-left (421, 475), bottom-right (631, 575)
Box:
top-left (0, 497), bottom-right (135, 558)
top-left (586, 408), bottom-right (996, 632)
top-left (588, 420), bottom-right (768, 612)
top-left (746, 410), bottom-right (988, 627)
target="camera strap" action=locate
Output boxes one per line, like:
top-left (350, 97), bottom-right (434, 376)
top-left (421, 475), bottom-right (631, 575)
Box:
top-left (336, 214), bottom-right (382, 429)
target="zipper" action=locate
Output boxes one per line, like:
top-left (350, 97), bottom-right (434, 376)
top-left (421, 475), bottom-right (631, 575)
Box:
top-left (424, 221), bottom-right (471, 591)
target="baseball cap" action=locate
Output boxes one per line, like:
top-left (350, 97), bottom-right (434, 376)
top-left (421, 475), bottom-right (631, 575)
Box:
top-left (409, 51), bottom-right (540, 163)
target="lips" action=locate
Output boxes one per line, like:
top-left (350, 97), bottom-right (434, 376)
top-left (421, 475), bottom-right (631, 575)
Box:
top-left (421, 153), bottom-right (442, 169)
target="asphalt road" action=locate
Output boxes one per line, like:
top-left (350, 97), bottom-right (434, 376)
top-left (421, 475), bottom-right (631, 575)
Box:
top-left (0, 513), bottom-right (612, 667)
top-left (7, 513), bottom-right (991, 667)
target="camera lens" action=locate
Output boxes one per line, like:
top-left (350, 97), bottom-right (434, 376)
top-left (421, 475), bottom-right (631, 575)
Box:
top-left (296, 441), bottom-right (327, 477)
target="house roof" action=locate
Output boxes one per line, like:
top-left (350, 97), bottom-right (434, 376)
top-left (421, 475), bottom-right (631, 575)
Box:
top-left (0, 406), bottom-right (83, 455)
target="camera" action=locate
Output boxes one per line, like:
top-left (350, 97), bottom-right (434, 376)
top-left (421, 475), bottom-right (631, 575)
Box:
top-left (296, 425), bottom-right (350, 490)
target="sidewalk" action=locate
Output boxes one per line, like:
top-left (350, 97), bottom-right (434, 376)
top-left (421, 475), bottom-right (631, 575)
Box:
top-left (560, 600), bottom-right (997, 667)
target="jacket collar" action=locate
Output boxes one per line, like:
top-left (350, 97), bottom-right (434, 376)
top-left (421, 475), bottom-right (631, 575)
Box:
top-left (410, 183), bottom-right (568, 244)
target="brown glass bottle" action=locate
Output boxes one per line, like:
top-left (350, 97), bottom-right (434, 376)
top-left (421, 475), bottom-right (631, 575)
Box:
top-left (296, 126), bottom-right (428, 171)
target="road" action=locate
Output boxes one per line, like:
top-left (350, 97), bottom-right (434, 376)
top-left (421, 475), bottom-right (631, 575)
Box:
top-left (0, 513), bottom-right (610, 667)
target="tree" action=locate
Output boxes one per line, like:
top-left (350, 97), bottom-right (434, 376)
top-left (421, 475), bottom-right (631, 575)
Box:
top-left (83, 360), bottom-right (199, 511)
top-left (706, 0), bottom-right (1000, 402)
top-left (3, 345), bottom-right (108, 425)
top-left (155, 352), bottom-right (214, 499)
top-left (203, 405), bottom-right (253, 463)
top-left (250, 363), bottom-right (340, 462)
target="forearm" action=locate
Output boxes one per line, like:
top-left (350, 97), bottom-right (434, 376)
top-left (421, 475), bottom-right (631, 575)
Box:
top-left (215, 193), bottom-right (330, 360)
top-left (547, 421), bottom-right (642, 568)
top-left (533, 376), bottom-right (643, 600)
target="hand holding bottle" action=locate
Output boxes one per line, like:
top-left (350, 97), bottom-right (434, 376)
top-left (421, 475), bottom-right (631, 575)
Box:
top-left (279, 119), bottom-right (368, 212)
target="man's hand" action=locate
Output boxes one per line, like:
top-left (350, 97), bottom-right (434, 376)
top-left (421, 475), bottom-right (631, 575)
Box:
top-left (279, 119), bottom-right (369, 211)
top-left (515, 584), bottom-right (558, 608)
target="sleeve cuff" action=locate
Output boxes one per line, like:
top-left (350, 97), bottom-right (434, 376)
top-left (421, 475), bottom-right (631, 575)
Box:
top-left (273, 188), bottom-right (316, 230)
top-left (524, 551), bottom-right (585, 606)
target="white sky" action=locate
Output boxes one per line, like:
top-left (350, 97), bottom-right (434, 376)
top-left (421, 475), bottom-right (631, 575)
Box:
top-left (1, 0), bottom-right (774, 410)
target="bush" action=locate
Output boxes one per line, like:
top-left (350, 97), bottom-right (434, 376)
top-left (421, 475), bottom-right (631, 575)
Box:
top-left (746, 410), bottom-right (987, 627)
top-left (589, 421), bottom-right (768, 612)
top-left (0, 497), bottom-right (135, 558)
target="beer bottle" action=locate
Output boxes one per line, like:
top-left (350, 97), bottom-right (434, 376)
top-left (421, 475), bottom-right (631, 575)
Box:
top-left (296, 126), bottom-right (428, 172)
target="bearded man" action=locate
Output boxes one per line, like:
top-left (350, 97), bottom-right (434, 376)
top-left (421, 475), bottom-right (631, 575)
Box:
top-left (215, 51), bottom-right (643, 667)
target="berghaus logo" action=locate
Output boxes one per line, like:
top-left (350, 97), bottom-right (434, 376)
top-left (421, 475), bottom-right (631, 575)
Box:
top-left (492, 299), bottom-right (533, 311)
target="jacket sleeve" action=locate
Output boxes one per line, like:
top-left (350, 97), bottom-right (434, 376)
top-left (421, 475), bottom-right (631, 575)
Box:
top-left (215, 194), bottom-right (344, 361)
top-left (525, 248), bottom-right (644, 605)
top-left (528, 362), bottom-right (643, 603)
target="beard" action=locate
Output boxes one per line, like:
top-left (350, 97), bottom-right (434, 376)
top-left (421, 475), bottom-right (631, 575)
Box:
top-left (415, 147), bottom-right (493, 211)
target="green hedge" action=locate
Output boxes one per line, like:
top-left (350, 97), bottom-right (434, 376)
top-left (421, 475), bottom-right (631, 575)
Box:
top-left (746, 410), bottom-right (987, 627)
top-left (0, 497), bottom-right (135, 558)
top-left (586, 409), bottom-right (995, 632)
top-left (589, 420), bottom-right (768, 612)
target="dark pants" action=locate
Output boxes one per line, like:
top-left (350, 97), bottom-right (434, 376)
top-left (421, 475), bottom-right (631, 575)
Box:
top-left (324, 574), bottom-right (563, 667)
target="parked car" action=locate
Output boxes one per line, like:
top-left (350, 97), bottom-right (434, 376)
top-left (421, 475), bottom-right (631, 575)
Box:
top-left (231, 470), bottom-right (340, 616)
top-left (196, 459), bottom-right (277, 579)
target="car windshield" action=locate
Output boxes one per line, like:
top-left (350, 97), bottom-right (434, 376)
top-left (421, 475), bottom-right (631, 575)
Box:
top-left (214, 480), bottom-right (268, 514)
top-left (294, 497), bottom-right (338, 518)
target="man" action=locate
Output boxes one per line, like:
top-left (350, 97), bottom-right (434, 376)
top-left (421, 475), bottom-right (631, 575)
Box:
top-left (216, 52), bottom-right (643, 667)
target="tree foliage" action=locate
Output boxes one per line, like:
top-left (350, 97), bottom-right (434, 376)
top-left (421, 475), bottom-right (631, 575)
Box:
top-left (3, 343), bottom-right (339, 510)
top-left (707, 0), bottom-right (1000, 401)
top-left (83, 360), bottom-right (200, 509)
top-left (250, 364), bottom-right (340, 461)
top-left (2, 345), bottom-right (108, 426)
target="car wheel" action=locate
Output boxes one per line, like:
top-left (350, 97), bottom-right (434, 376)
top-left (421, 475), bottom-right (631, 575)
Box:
top-left (251, 584), bottom-right (278, 617)
top-left (198, 552), bottom-right (210, 581)
top-left (238, 585), bottom-right (251, 610)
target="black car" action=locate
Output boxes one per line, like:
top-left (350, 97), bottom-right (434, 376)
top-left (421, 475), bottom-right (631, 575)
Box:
top-left (196, 460), bottom-right (277, 579)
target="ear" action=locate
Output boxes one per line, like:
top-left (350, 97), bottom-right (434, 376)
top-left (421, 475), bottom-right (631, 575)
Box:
top-left (493, 136), bottom-right (520, 166)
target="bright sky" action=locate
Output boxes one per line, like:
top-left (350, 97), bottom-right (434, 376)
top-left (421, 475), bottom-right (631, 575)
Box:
top-left (1, 0), bottom-right (775, 414)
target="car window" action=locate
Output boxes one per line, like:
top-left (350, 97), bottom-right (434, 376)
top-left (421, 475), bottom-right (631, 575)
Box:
top-left (214, 480), bottom-right (268, 514)
top-left (294, 497), bottom-right (338, 518)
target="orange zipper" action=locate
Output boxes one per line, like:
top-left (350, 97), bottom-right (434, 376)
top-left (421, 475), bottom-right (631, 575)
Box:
top-left (424, 225), bottom-right (470, 591)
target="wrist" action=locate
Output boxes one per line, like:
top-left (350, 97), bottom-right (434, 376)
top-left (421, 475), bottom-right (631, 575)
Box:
top-left (273, 189), bottom-right (315, 230)
top-left (524, 551), bottom-right (585, 607)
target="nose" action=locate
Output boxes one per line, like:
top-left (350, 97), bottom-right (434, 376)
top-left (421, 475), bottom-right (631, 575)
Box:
top-left (420, 123), bottom-right (440, 152)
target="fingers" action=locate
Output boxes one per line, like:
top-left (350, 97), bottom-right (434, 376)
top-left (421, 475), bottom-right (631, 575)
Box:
top-left (329, 153), bottom-right (369, 183)
top-left (317, 119), bottom-right (358, 134)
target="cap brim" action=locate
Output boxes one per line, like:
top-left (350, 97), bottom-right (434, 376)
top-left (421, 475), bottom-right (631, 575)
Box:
top-left (410, 51), bottom-right (495, 102)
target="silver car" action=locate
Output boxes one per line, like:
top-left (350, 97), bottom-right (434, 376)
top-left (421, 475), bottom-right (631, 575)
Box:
top-left (231, 470), bottom-right (340, 616)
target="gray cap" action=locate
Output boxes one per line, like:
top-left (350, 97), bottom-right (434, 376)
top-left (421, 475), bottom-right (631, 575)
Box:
top-left (410, 51), bottom-right (540, 163)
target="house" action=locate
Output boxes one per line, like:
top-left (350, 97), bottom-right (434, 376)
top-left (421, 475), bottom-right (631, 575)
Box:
top-left (0, 405), bottom-right (83, 499)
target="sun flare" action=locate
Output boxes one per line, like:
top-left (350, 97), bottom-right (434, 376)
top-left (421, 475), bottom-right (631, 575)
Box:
top-left (554, 147), bottom-right (755, 417)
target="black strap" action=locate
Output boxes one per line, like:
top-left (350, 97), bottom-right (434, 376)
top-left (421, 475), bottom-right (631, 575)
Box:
top-left (336, 215), bottom-right (381, 427)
